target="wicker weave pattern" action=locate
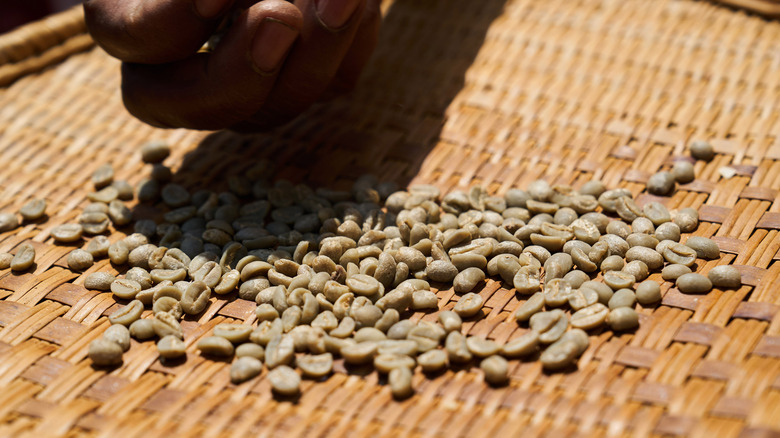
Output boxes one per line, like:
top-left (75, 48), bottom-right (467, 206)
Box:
top-left (0, 1), bottom-right (779, 436)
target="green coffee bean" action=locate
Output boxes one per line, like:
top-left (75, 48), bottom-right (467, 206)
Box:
top-left (250, 319), bottom-right (283, 346)
top-left (626, 233), bottom-right (659, 249)
top-left (445, 331), bottom-right (472, 363)
top-left (454, 292), bottom-right (483, 318)
top-left (352, 327), bottom-right (384, 344)
top-left (19, 199), bottom-right (46, 221)
top-left (407, 322), bottom-right (446, 352)
top-left (608, 289), bottom-right (636, 309)
top-left (109, 299), bottom-right (144, 326)
top-left (635, 280), bottom-right (662, 305)
top-left (603, 270), bottom-right (635, 290)
top-left (540, 339), bottom-right (578, 370)
top-left (368, 308), bottom-right (396, 333)
top-left (85, 236), bottom-right (110, 259)
top-left (426, 260), bottom-right (458, 282)
top-left (83, 272), bottom-right (114, 291)
top-left (341, 341), bottom-right (379, 364)
top-left (265, 334), bottom-right (295, 368)
top-left (581, 281), bottom-right (613, 305)
top-left (450, 253), bottom-right (487, 272)
top-left (571, 297), bottom-right (614, 330)
top-left (235, 343), bottom-right (265, 359)
top-left (501, 331), bottom-right (539, 358)
top-left (374, 353), bottom-right (416, 373)
top-left (466, 336), bottom-right (501, 358)
top-left (281, 306), bottom-right (302, 332)
top-left (352, 302), bottom-right (382, 328)
top-left (0, 212), bottom-right (19, 232)
top-left (101, 325), bottom-right (130, 354)
top-left (544, 252), bottom-right (573, 279)
top-left (298, 353), bottom-right (333, 378)
top-left (452, 267), bottom-right (484, 293)
top-left (676, 273), bottom-right (712, 294)
top-left (79, 211), bottom-right (111, 234)
top-left (89, 338), bottom-right (123, 367)
top-left (689, 140), bottom-right (714, 161)
top-left (600, 255), bottom-right (625, 273)
top-left (662, 242), bottom-right (696, 266)
top-left (606, 307), bottom-right (639, 331)
top-left (529, 308), bottom-right (566, 339)
top-left (623, 260), bottom-right (649, 282)
top-left (562, 270), bottom-right (589, 288)
top-left (129, 319), bottom-right (156, 340)
top-left (197, 336), bottom-right (234, 356)
top-left (625, 246), bottom-right (663, 270)
top-left (707, 265), bottom-right (741, 289)
top-left (514, 292), bottom-right (545, 322)
top-left (629, 219), bottom-right (655, 237)
top-left (655, 222), bottom-right (681, 242)
top-left (141, 140), bottom-right (171, 163)
top-left (11, 244), bottom-right (35, 271)
top-left (570, 247), bottom-right (597, 273)
top-left (579, 180), bottom-right (607, 198)
top-left (412, 290), bottom-right (438, 310)
top-left (647, 171), bottom-right (675, 196)
top-left (481, 355), bottom-right (508, 386)
top-left (615, 196), bottom-right (643, 222)
top-left (418, 349), bottom-right (448, 373)
top-left (389, 366), bottom-right (413, 399)
top-left (230, 356), bottom-right (263, 383)
top-left (541, 275), bottom-right (572, 307)
top-left (346, 274), bottom-right (381, 296)
top-left (268, 365), bottom-right (300, 396)
top-left (52, 223), bottom-right (83, 243)
top-left (107, 240), bottom-right (129, 265)
top-left (684, 236), bottom-right (720, 260)
top-left (377, 339), bottom-right (417, 356)
top-left (437, 310), bottom-right (462, 333)
top-left (386, 319), bottom-right (413, 340)
top-left (661, 264), bottom-right (692, 281)
top-left (67, 249), bottom-right (94, 271)
top-left (673, 208), bottom-right (699, 233)
top-left (152, 312), bottom-right (183, 339)
top-left (0, 252), bottom-right (12, 269)
top-left (672, 160), bottom-right (695, 183)
top-left (642, 202), bottom-right (671, 226)
top-left (568, 287), bottom-right (599, 311)
top-left (214, 324), bottom-right (252, 344)
top-left (112, 180), bottom-right (134, 200)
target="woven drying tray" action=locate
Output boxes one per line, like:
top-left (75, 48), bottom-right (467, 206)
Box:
top-left (714, 0), bottom-right (780, 16)
top-left (1, 1), bottom-right (779, 436)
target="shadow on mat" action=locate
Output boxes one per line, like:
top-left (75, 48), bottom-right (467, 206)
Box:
top-left (172, 0), bottom-right (508, 192)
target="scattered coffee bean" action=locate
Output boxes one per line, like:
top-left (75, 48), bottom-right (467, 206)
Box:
top-left (689, 140), bottom-right (715, 161)
top-left (676, 273), bottom-right (713, 294)
top-left (89, 338), bottom-right (124, 367)
top-left (19, 199), bottom-right (47, 221)
top-left (707, 265), bottom-right (741, 289)
top-left (10, 244), bottom-right (35, 271)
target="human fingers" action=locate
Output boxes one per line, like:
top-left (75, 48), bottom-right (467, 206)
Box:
top-left (329, 0), bottom-right (382, 94)
top-left (239, 0), bottom-right (367, 128)
top-left (84, 0), bottom-right (234, 64)
top-left (121, 0), bottom-right (303, 129)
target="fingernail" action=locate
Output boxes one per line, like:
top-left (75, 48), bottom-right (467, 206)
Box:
top-left (315, 0), bottom-right (362, 29)
top-left (194, 0), bottom-right (229, 18)
top-left (251, 18), bottom-right (299, 73)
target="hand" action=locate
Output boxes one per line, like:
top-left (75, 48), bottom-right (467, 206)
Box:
top-left (84, 0), bottom-right (381, 130)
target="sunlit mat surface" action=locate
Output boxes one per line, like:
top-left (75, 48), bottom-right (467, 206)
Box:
top-left (0, 1), bottom-right (779, 436)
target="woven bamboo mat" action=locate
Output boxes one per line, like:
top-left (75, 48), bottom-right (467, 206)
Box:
top-left (1, 1), bottom-right (779, 436)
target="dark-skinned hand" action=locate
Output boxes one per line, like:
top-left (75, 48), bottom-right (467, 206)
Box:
top-left (84, 0), bottom-right (381, 130)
